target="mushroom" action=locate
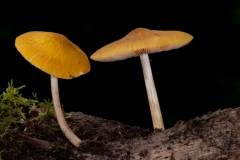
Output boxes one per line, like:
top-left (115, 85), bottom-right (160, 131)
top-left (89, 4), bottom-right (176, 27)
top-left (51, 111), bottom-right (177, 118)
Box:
top-left (90, 28), bottom-right (193, 130)
top-left (15, 31), bottom-right (90, 147)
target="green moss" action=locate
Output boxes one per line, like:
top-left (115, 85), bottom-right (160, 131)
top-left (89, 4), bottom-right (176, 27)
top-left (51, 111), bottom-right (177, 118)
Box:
top-left (0, 80), bottom-right (56, 135)
top-left (30, 93), bottom-right (55, 124)
top-left (0, 150), bottom-right (3, 160)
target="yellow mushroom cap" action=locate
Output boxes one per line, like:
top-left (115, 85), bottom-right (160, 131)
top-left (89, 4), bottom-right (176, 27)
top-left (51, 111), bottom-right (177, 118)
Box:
top-left (15, 31), bottom-right (90, 79)
top-left (90, 28), bottom-right (193, 62)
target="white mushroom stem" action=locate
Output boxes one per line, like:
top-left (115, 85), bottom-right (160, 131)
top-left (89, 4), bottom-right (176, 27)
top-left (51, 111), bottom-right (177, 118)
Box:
top-left (140, 54), bottom-right (165, 130)
top-left (51, 76), bottom-right (82, 147)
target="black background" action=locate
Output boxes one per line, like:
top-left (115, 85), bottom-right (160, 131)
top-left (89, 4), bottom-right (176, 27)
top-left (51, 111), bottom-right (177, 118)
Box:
top-left (1, 1), bottom-right (240, 130)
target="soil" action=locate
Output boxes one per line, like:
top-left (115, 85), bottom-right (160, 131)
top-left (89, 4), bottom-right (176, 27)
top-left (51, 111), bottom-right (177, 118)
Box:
top-left (2, 107), bottom-right (240, 159)
top-left (0, 112), bottom-right (150, 160)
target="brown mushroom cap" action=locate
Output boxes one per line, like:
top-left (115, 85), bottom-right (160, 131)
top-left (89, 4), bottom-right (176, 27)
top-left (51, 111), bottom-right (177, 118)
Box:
top-left (15, 31), bottom-right (90, 79)
top-left (90, 28), bottom-right (193, 62)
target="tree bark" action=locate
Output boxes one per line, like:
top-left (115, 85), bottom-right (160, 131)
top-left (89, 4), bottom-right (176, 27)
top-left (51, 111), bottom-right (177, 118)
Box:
top-left (69, 107), bottom-right (240, 160)
top-left (1, 107), bottom-right (240, 160)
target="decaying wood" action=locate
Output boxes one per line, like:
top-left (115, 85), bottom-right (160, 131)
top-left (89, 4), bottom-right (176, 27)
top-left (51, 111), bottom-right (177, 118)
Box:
top-left (1, 107), bottom-right (240, 160)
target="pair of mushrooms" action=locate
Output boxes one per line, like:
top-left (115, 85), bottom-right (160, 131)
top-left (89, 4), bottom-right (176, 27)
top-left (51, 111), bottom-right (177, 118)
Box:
top-left (15, 28), bottom-right (193, 147)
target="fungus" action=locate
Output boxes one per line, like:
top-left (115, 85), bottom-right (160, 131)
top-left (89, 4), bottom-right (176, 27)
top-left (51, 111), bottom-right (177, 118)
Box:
top-left (90, 28), bottom-right (193, 130)
top-left (15, 31), bottom-right (90, 147)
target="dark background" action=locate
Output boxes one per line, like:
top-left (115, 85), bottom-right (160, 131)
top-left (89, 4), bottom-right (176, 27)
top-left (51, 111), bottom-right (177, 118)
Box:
top-left (1, 1), bottom-right (240, 130)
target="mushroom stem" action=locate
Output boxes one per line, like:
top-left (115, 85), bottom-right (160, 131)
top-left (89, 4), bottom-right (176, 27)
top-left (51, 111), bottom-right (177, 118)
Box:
top-left (140, 54), bottom-right (165, 130)
top-left (51, 76), bottom-right (82, 147)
